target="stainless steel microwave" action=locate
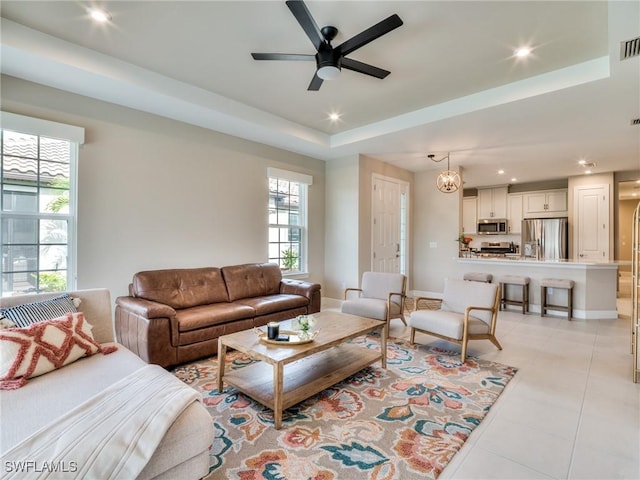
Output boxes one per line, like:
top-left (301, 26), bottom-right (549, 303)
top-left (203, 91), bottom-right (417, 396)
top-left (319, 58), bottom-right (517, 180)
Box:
top-left (477, 219), bottom-right (508, 235)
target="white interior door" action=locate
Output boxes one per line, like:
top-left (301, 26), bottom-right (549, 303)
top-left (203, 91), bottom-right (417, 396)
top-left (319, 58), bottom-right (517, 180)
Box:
top-left (372, 175), bottom-right (408, 274)
top-left (575, 184), bottom-right (610, 261)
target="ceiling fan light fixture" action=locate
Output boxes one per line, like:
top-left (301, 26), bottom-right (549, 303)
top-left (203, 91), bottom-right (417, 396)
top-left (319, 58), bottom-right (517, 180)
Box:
top-left (317, 65), bottom-right (341, 80)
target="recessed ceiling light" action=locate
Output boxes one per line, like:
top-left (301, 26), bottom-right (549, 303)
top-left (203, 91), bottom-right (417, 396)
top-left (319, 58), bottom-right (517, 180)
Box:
top-left (328, 112), bottom-right (341, 122)
top-left (633, 192), bottom-right (638, 197)
top-left (88, 8), bottom-right (111, 23)
top-left (515, 47), bottom-right (531, 58)
top-left (511, 177), bottom-right (517, 182)
top-left (498, 169), bottom-right (504, 175)
top-left (578, 159), bottom-right (587, 165)
top-left (585, 170), bottom-right (592, 174)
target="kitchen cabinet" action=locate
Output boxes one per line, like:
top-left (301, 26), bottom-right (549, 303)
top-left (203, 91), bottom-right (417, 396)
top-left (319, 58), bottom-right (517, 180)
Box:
top-left (507, 194), bottom-right (523, 234)
top-left (523, 189), bottom-right (567, 217)
top-left (477, 187), bottom-right (508, 219)
top-left (462, 197), bottom-right (477, 234)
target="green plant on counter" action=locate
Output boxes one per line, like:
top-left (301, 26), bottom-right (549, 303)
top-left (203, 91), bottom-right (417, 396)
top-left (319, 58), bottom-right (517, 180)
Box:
top-left (457, 234), bottom-right (472, 246)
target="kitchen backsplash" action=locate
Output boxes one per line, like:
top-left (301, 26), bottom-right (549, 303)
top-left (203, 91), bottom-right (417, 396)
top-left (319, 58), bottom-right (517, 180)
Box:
top-left (465, 234), bottom-right (520, 249)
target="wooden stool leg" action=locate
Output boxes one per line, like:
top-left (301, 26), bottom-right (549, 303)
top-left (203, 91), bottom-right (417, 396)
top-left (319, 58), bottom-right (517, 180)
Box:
top-left (541, 286), bottom-right (547, 317)
top-left (568, 287), bottom-right (573, 321)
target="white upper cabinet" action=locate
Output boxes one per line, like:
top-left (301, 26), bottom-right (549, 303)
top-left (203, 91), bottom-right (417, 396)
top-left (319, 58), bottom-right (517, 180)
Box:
top-left (523, 189), bottom-right (568, 218)
top-left (477, 187), bottom-right (508, 219)
top-left (507, 194), bottom-right (523, 234)
top-left (462, 197), bottom-right (477, 234)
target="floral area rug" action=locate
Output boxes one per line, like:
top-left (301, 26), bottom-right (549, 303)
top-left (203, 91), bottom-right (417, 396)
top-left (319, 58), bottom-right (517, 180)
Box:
top-left (172, 334), bottom-right (517, 480)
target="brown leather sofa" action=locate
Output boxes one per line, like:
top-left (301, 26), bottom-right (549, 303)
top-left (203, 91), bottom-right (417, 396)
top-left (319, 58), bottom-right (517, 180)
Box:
top-left (115, 263), bottom-right (321, 367)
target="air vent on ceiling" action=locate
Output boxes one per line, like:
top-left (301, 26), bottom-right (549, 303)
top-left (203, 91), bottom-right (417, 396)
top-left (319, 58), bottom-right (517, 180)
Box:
top-left (621, 36), bottom-right (640, 60)
top-left (632, 118), bottom-right (640, 126)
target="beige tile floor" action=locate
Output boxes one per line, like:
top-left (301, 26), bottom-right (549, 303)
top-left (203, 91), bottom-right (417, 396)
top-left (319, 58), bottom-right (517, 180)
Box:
top-left (325, 298), bottom-right (640, 479)
top-left (404, 302), bottom-right (639, 480)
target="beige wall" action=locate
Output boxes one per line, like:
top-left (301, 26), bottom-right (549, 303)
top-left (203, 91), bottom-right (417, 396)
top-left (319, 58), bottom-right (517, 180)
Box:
top-left (2, 76), bottom-right (325, 299)
top-left (324, 156), bottom-right (360, 298)
top-left (412, 168), bottom-right (462, 293)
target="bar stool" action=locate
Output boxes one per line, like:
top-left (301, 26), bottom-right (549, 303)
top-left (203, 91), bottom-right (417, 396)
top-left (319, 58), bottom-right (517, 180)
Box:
top-left (541, 278), bottom-right (574, 321)
top-left (499, 275), bottom-right (530, 314)
top-left (463, 272), bottom-right (493, 283)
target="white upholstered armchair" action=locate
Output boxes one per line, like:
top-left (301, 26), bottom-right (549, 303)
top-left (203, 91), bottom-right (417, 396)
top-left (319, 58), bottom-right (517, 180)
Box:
top-left (341, 272), bottom-right (407, 330)
top-left (408, 278), bottom-right (502, 362)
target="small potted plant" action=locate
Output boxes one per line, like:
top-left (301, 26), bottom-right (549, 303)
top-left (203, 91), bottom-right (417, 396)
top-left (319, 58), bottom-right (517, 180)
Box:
top-left (295, 314), bottom-right (315, 340)
top-left (457, 234), bottom-right (473, 248)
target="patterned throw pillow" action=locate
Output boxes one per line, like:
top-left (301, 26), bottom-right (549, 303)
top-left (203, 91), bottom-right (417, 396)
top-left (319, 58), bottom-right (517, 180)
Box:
top-left (0, 312), bottom-right (117, 390)
top-left (0, 294), bottom-right (78, 328)
top-left (0, 315), bottom-right (15, 329)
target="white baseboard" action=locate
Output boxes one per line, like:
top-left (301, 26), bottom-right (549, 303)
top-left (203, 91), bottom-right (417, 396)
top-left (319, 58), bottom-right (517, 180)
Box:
top-left (321, 297), bottom-right (342, 310)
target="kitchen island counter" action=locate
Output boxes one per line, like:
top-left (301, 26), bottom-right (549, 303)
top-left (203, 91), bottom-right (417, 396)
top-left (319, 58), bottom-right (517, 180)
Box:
top-left (454, 258), bottom-right (618, 319)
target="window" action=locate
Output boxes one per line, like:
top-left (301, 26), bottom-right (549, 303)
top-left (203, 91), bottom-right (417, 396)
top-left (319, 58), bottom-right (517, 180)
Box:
top-left (267, 168), bottom-right (312, 274)
top-left (1, 113), bottom-right (83, 296)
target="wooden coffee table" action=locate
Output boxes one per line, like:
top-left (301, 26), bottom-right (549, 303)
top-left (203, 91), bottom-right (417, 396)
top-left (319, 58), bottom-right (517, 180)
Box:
top-left (216, 311), bottom-right (387, 429)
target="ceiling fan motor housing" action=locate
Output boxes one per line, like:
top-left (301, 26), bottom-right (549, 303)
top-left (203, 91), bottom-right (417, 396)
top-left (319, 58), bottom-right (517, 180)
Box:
top-left (316, 43), bottom-right (342, 70)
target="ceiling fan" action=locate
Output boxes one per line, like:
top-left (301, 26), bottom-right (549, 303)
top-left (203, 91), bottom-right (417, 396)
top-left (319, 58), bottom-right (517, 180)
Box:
top-left (251, 0), bottom-right (403, 91)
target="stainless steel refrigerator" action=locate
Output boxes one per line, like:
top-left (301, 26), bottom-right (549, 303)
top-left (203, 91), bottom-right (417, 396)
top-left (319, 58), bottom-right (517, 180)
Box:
top-left (521, 217), bottom-right (568, 260)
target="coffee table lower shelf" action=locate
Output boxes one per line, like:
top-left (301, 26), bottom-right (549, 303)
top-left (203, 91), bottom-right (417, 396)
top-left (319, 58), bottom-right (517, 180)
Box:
top-left (222, 344), bottom-right (381, 427)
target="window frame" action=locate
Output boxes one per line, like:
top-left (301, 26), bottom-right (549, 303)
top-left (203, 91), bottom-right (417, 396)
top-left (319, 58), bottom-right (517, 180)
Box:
top-left (267, 167), bottom-right (312, 276)
top-left (1, 112), bottom-right (83, 296)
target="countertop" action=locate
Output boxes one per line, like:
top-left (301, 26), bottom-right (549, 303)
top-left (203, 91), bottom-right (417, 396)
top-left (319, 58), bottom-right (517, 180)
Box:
top-left (457, 256), bottom-right (619, 268)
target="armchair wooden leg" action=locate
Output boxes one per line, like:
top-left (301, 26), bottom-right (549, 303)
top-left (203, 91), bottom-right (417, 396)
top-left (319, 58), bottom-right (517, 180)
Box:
top-left (460, 341), bottom-right (467, 363)
top-left (409, 327), bottom-right (416, 345)
top-left (489, 336), bottom-right (503, 350)
top-left (399, 312), bottom-right (407, 326)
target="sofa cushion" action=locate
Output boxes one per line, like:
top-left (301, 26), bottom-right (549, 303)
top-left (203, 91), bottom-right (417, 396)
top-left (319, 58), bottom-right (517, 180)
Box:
top-left (177, 318), bottom-right (254, 347)
top-left (132, 268), bottom-right (229, 309)
top-left (222, 263), bottom-right (282, 302)
top-left (175, 303), bottom-right (255, 333)
top-left (235, 294), bottom-right (309, 316)
top-left (0, 293), bottom-right (78, 328)
top-left (0, 312), bottom-right (116, 390)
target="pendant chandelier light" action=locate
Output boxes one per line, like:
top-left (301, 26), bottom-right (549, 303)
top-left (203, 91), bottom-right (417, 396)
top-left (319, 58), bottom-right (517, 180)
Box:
top-left (428, 153), bottom-right (461, 193)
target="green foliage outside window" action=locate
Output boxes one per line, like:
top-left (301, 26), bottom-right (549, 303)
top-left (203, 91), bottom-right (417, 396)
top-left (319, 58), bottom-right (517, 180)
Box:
top-left (281, 248), bottom-right (298, 270)
top-left (33, 272), bottom-right (67, 292)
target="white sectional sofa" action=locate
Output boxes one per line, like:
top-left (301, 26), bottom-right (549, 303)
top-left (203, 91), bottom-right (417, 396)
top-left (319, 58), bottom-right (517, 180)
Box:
top-left (0, 289), bottom-right (214, 479)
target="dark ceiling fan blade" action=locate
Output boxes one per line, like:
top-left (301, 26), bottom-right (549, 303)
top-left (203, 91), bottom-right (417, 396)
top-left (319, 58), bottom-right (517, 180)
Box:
top-left (308, 73), bottom-right (324, 91)
top-left (251, 53), bottom-right (315, 61)
top-left (286, 0), bottom-right (324, 50)
top-left (337, 14), bottom-right (403, 57)
top-left (341, 58), bottom-right (390, 79)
